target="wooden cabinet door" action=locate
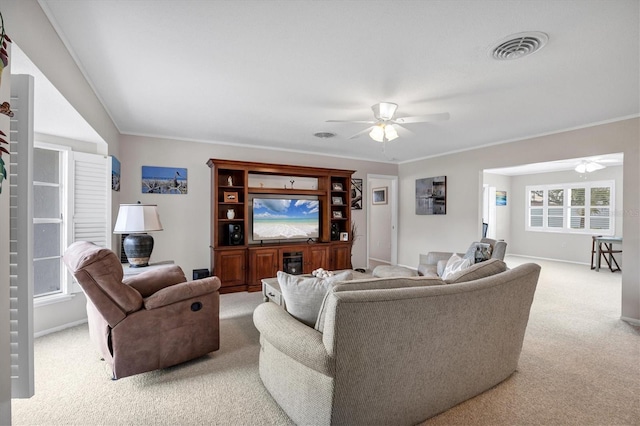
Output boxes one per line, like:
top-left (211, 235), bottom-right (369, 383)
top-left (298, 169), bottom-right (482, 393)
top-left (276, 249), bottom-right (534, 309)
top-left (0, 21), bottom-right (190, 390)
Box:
top-left (214, 249), bottom-right (246, 288)
top-left (331, 244), bottom-right (351, 271)
top-left (249, 248), bottom-right (280, 285)
top-left (305, 246), bottom-right (330, 273)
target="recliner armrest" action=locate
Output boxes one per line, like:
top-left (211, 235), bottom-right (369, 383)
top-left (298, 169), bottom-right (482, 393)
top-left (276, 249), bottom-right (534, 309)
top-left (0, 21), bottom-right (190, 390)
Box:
top-left (143, 276), bottom-right (221, 310)
top-left (123, 265), bottom-right (187, 297)
top-left (253, 302), bottom-right (333, 377)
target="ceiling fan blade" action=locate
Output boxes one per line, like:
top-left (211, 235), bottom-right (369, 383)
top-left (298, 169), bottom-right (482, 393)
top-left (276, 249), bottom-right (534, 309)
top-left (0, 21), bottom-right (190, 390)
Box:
top-left (348, 126), bottom-right (374, 139)
top-left (326, 120), bottom-right (376, 124)
top-left (393, 112), bottom-right (450, 124)
top-left (393, 124), bottom-right (414, 137)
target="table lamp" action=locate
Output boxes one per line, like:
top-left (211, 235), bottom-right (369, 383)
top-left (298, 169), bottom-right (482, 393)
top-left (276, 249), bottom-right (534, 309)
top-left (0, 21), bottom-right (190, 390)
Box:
top-left (114, 203), bottom-right (163, 267)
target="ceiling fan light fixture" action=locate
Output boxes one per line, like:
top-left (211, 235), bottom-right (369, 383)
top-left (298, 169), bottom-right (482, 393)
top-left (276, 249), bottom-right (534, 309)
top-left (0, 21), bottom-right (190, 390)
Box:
top-left (575, 160), bottom-right (605, 173)
top-left (384, 124), bottom-right (398, 141)
top-left (369, 124), bottom-right (385, 142)
top-left (372, 102), bottom-right (398, 121)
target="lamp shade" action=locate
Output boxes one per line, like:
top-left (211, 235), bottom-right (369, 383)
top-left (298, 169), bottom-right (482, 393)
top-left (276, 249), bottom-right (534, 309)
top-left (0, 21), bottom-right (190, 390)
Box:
top-left (114, 204), bottom-right (163, 233)
top-left (369, 124), bottom-right (385, 142)
top-left (114, 204), bottom-right (163, 267)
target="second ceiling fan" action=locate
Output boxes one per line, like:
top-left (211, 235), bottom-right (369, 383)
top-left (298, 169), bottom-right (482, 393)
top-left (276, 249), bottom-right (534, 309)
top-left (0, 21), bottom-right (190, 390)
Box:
top-left (327, 102), bottom-right (450, 142)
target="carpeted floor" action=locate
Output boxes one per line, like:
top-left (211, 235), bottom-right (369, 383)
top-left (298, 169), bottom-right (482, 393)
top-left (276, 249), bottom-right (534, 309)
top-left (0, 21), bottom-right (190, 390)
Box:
top-left (10, 256), bottom-right (640, 425)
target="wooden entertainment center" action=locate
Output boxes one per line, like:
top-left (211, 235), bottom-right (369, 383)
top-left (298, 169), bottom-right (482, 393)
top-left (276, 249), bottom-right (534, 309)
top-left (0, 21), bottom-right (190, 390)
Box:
top-left (207, 159), bottom-right (355, 293)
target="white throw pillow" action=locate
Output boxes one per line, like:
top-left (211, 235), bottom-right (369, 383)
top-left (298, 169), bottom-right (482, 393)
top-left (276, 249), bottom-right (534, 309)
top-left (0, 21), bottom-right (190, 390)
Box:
top-left (277, 271), bottom-right (353, 327)
top-left (441, 254), bottom-right (472, 280)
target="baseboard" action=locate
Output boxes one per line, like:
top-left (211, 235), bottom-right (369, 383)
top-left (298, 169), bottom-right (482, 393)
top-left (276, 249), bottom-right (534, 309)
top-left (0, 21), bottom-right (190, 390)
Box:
top-left (507, 254), bottom-right (590, 266)
top-left (35, 318), bottom-right (88, 338)
top-left (620, 316), bottom-right (640, 326)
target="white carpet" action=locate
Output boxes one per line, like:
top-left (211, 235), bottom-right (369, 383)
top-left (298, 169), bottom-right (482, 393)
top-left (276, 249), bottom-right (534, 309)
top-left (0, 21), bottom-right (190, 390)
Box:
top-left (11, 256), bottom-right (640, 425)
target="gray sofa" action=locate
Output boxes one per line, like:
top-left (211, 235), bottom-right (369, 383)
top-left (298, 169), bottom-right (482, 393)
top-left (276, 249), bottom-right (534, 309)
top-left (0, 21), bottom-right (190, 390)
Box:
top-left (253, 260), bottom-right (540, 425)
top-left (419, 237), bottom-right (507, 278)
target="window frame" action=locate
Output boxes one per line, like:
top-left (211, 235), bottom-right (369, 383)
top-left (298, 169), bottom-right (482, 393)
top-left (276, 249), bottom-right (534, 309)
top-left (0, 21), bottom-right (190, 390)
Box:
top-left (33, 142), bottom-right (73, 307)
top-left (525, 180), bottom-right (615, 236)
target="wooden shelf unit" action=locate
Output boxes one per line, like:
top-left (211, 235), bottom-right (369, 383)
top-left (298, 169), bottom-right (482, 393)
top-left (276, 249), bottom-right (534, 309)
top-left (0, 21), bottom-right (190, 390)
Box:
top-left (207, 159), bottom-right (354, 293)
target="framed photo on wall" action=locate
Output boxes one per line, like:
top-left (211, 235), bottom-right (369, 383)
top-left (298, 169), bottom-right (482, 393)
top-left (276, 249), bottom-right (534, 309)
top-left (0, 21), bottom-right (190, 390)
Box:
top-left (415, 176), bottom-right (446, 215)
top-left (372, 187), bottom-right (387, 205)
top-left (141, 166), bottom-right (188, 194)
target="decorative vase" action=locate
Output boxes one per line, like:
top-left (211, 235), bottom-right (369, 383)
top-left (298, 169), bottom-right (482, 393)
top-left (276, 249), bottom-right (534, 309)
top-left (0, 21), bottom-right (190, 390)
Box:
top-left (227, 209), bottom-right (235, 219)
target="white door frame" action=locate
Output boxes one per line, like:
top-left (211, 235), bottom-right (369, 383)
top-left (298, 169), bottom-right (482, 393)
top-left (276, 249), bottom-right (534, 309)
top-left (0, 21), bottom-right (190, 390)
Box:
top-left (366, 174), bottom-right (398, 267)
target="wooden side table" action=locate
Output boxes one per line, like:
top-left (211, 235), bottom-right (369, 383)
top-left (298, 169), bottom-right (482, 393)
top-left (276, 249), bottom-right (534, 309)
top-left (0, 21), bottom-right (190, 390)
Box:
top-left (122, 260), bottom-right (175, 276)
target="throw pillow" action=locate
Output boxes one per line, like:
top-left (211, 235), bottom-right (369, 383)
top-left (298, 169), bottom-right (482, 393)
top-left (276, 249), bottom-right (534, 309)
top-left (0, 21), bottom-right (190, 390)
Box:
top-left (277, 270), bottom-right (352, 327)
top-left (462, 242), bottom-right (492, 264)
top-left (441, 254), bottom-right (472, 280)
top-left (444, 258), bottom-right (508, 284)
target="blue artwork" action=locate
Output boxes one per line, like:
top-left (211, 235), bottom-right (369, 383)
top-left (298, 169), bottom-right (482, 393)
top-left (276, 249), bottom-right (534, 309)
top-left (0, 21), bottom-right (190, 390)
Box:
top-left (141, 166), bottom-right (188, 194)
top-left (111, 156), bottom-right (121, 191)
top-left (496, 191), bottom-right (507, 206)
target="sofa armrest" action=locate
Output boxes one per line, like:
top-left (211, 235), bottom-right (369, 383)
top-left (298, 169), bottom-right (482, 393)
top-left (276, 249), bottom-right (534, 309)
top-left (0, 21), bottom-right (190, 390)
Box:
top-left (123, 265), bottom-right (187, 297)
top-left (143, 276), bottom-right (221, 310)
top-left (253, 302), bottom-right (333, 377)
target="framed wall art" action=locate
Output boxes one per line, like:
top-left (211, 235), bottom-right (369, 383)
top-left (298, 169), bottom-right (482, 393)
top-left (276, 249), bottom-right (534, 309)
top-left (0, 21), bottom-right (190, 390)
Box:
top-left (415, 176), bottom-right (446, 215)
top-left (372, 187), bottom-right (387, 205)
top-left (141, 166), bottom-right (188, 194)
top-left (351, 178), bottom-right (363, 210)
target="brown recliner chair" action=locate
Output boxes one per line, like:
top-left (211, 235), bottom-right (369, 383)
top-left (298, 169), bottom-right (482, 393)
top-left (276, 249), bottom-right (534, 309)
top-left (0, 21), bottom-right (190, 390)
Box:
top-left (63, 241), bottom-right (221, 379)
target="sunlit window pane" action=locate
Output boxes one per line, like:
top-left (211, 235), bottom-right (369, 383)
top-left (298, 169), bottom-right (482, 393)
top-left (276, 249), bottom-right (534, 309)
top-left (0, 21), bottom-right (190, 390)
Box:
top-left (530, 190), bottom-right (543, 206)
top-left (34, 258), bottom-right (61, 296)
top-left (34, 223), bottom-right (61, 259)
top-left (33, 148), bottom-right (60, 184)
top-left (591, 187), bottom-right (610, 206)
top-left (571, 188), bottom-right (585, 206)
top-left (548, 189), bottom-right (563, 206)
top-left (34, 186), bottom-right (60, 219)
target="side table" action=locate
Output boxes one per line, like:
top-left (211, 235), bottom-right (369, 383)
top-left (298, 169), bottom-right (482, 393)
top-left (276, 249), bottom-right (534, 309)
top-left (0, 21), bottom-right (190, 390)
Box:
top-left (261, 277), bottom-right (284, 308)
top-left (122, 260), bottom-right (174, 276)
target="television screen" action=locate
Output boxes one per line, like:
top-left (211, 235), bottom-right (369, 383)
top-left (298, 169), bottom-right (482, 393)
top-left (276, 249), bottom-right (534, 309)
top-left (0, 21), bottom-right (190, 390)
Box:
top-left (252, 198), bottom-right (320, 241)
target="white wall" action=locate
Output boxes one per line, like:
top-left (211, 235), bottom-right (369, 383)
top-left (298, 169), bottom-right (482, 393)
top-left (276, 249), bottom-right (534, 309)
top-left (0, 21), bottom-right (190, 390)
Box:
top-left (368, 177), bottom-right (392, 263)
top-left (509, 166), bottom-right (623, 264)
top-left (119, 135), bottom-right (397, 277)
top-left (398, 118), bottom-right (640, 323)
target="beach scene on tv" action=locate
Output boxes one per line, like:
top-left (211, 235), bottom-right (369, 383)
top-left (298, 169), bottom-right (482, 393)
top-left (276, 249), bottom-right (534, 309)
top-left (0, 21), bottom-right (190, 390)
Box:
top-left (253, 198), bottom-right (319, 240)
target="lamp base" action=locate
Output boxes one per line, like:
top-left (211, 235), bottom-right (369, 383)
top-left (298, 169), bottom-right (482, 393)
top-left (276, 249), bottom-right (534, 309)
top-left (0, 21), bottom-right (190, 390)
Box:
top-left (123, 233), bottom-right (154, 267)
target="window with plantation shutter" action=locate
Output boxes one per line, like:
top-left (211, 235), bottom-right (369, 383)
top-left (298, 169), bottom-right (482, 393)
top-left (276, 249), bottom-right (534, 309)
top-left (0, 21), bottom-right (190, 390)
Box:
top-left (526, 181), bottom-right (614, 235)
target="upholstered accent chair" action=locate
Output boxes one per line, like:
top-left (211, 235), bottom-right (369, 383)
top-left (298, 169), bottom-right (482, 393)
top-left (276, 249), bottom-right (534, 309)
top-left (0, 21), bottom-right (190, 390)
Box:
top-left (418, 238), bottom-right (508, 278)
top-left (63, 241), bottom-right (221, 379)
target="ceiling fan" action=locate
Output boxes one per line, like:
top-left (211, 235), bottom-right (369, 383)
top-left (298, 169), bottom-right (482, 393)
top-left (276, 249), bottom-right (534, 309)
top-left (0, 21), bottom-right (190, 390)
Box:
top-left (327, 102), bottom-right (450, 142)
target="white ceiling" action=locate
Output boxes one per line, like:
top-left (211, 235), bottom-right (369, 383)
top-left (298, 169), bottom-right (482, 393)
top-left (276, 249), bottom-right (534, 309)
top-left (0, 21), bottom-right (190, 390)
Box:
top-left (30, 0), bottom-right (640, 163)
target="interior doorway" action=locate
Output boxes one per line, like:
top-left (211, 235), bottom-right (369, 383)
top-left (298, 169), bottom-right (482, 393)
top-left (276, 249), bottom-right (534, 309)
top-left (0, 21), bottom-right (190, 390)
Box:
top-left (367, 174), bottom-right (398, 269)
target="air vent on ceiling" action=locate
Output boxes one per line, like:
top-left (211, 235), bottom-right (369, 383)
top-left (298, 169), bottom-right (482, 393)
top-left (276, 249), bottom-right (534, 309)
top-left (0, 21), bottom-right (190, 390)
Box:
top-left (313, 132), bottom-right (336, 139)
top-left (491, 31), bottom-right (549, 60)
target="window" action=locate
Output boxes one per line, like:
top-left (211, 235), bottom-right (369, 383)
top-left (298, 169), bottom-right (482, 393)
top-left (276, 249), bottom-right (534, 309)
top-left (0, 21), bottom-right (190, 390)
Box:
top-left (33, 146), bottom-right (67, 298)
top-left (526, 181), bottom-right (614, 235)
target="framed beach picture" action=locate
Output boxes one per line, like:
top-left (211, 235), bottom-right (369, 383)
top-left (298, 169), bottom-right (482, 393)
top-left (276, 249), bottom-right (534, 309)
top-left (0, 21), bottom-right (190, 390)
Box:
top-left (372, 187), bottom-right (387, 205)
top-left (141, 166), bottom-right (188, 194)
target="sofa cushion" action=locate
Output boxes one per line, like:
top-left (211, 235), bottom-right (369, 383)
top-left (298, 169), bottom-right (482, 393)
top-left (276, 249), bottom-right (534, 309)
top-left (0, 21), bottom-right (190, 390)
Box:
top-left (444, 258), bottom-right (508, 284)
top-left (372, 265), bottom-right (418, 278)
top-left (277, 270), bottom-right (353, 327)
top-left (314, 276), bottom-right (445, 332)
top-left (441, 254), bottom-right (472, 280)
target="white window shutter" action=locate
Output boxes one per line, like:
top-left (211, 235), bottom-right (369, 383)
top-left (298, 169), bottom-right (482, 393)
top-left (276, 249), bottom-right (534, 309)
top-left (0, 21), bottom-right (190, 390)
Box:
top-left (68, 152), bottom-right (111, 293)
top-left (70, 151), bottom-right (111, 247)
top-left (9, 74), bottom-right (35, 399)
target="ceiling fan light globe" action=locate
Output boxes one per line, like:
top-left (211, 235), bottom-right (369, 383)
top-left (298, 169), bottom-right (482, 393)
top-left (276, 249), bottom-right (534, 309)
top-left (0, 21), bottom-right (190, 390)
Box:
top-left (369, 125), bottom-right (385, 142)
top-left (385, 124), bottom-right (399, 141)
top-left (585, 161), bottom-right (605, 172)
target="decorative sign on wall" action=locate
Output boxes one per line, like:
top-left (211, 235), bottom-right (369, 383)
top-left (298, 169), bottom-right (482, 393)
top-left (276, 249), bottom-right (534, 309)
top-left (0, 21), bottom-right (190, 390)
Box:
top-left (415, 176), bottom-right (447, 215)
top-left (141, 166), bottom-right (188, 194)
top-left (372, 187), bottom-right (388, 205)
top-left (351, 178), bottom-right (363, 210)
